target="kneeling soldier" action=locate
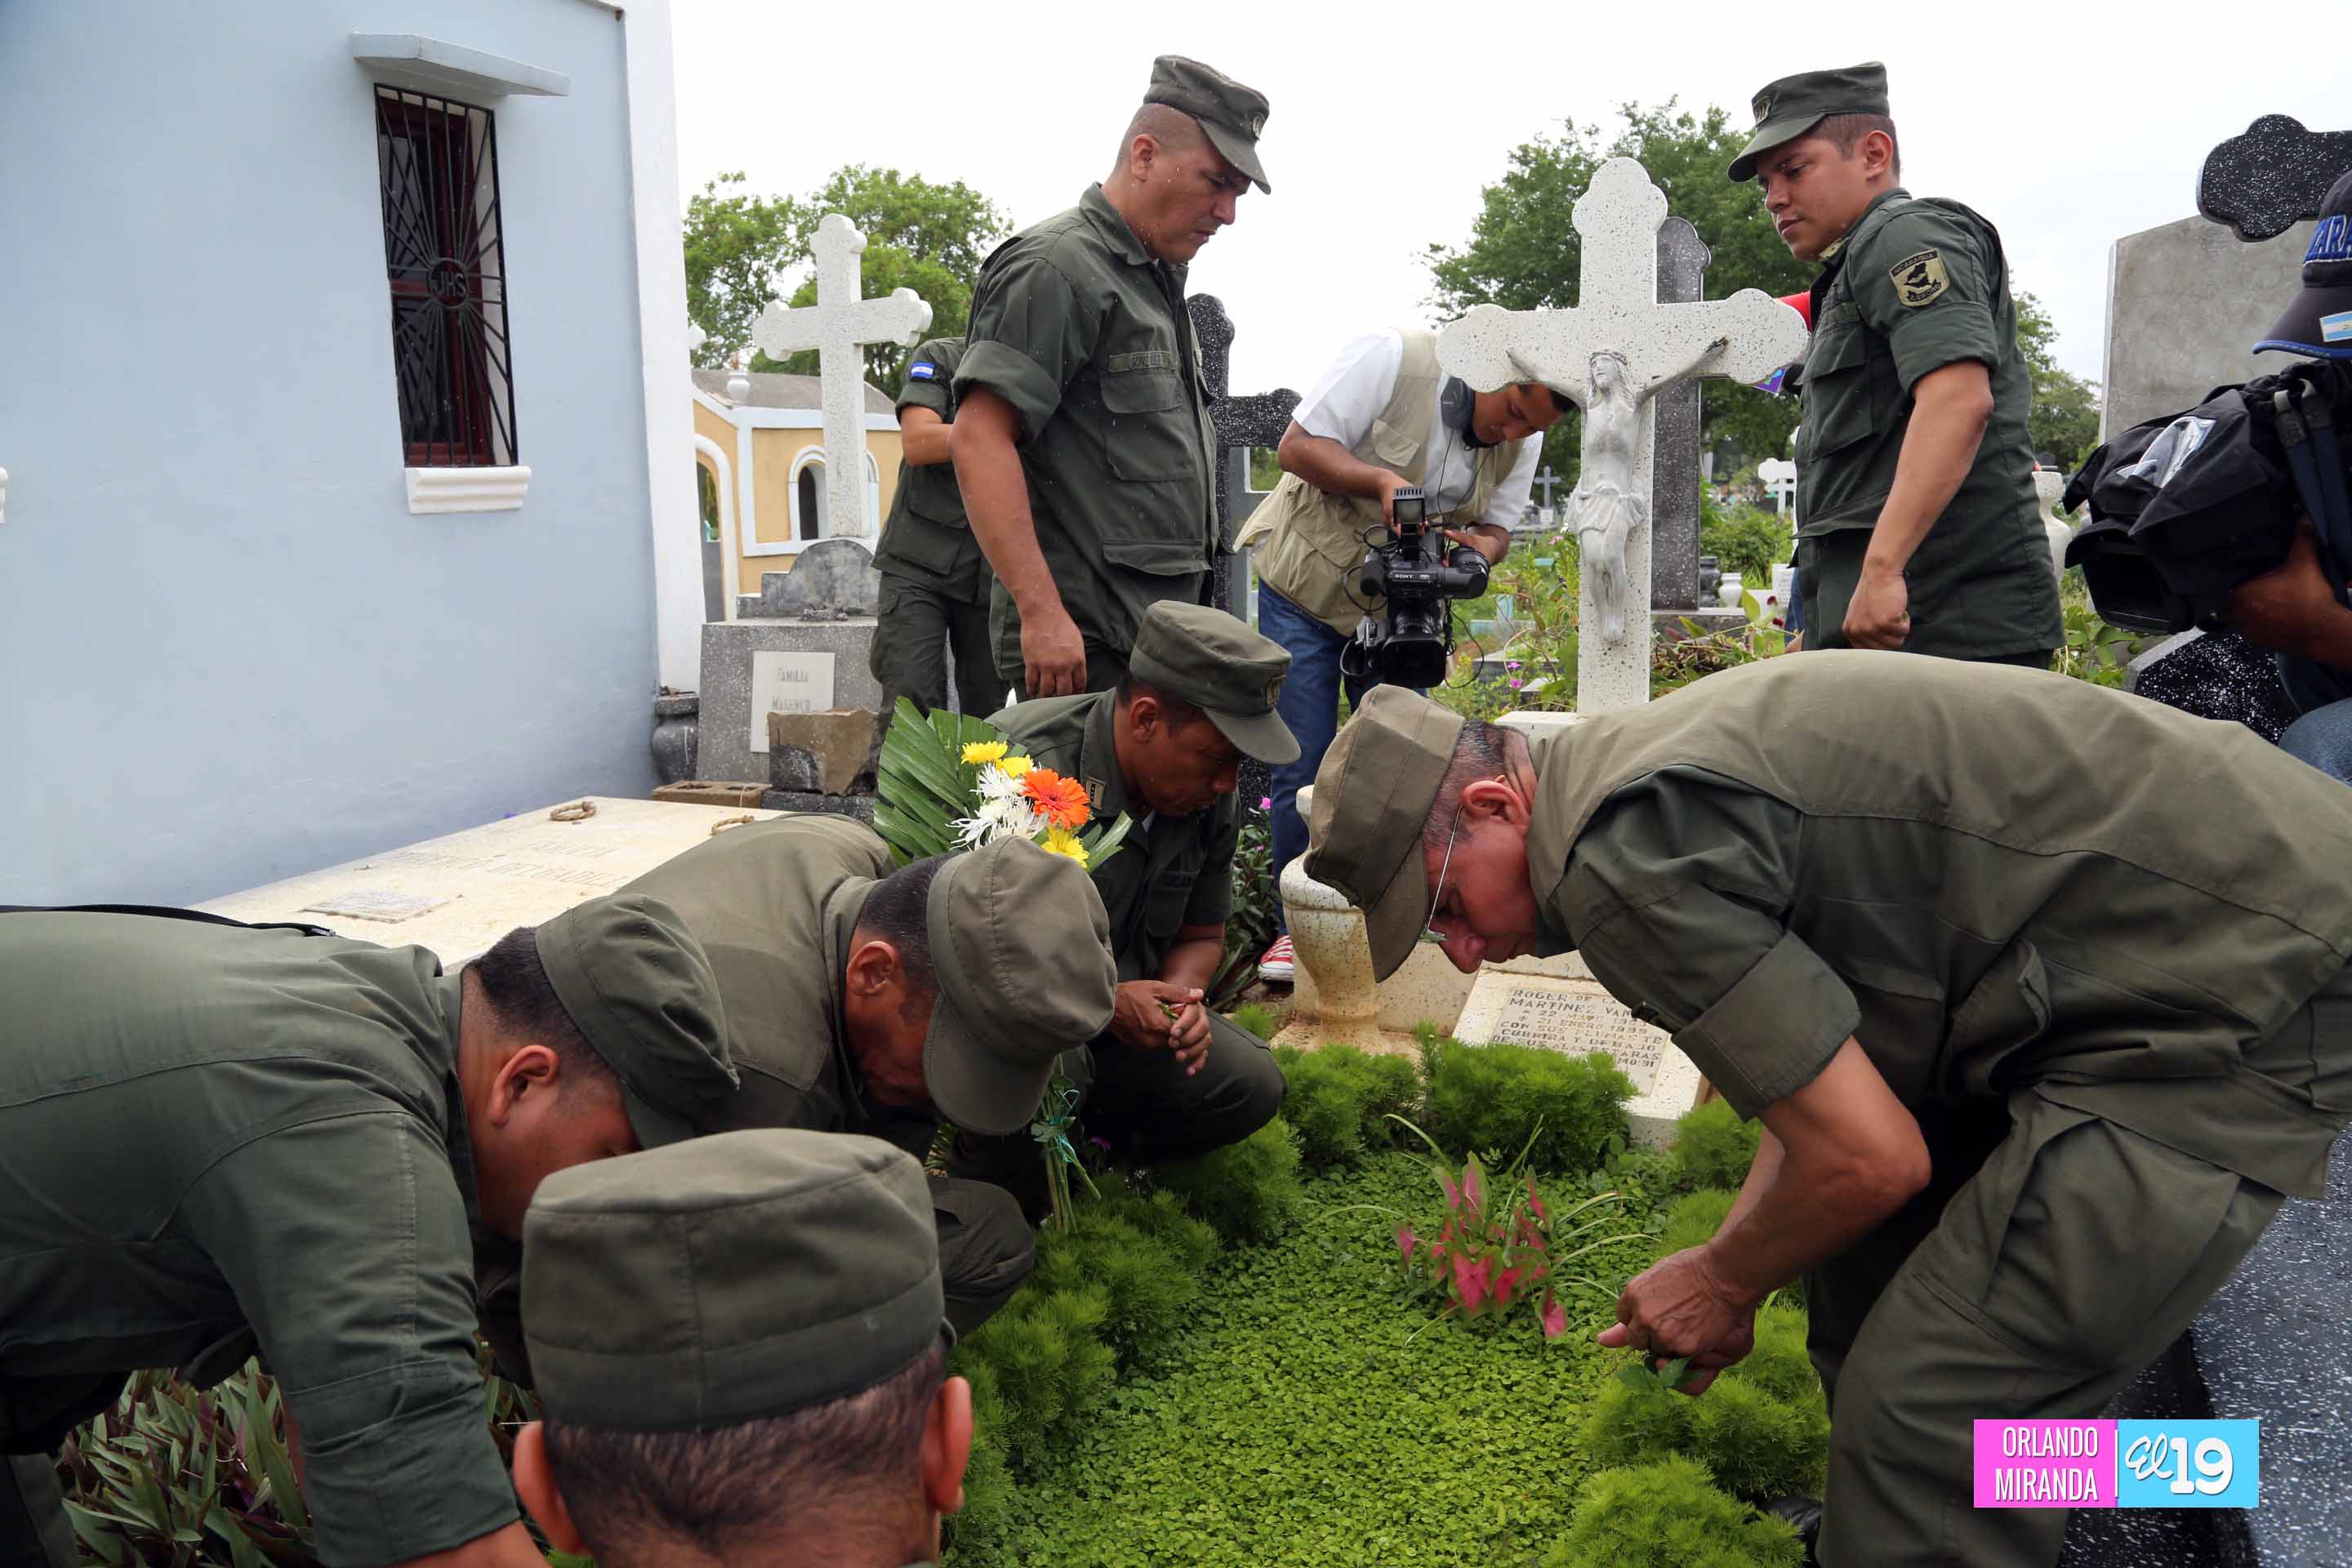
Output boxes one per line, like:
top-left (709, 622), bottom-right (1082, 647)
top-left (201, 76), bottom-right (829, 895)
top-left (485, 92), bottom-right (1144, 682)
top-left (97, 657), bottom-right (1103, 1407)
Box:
top-left (1307, 659), bottom-right (2352, 1568)
top-left (989, 600), bottom-right (1296, 1165)
top-left (511, 1130), bottom-right (969, 1568)
top-left (476, 827), bottom-right (1116, 1370)
top-left (0, 898), bottom-right (737, 1568)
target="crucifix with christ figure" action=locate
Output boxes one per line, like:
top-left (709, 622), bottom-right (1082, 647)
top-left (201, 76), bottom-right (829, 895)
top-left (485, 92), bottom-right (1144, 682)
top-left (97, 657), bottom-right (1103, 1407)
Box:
top-left (1438, 158), bottom-right (1807, 713)
top-left (751, 212), bottom-right (933, 541)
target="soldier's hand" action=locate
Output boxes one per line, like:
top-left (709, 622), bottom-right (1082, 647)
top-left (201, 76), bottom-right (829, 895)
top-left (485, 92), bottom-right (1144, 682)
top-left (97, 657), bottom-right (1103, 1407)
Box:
top-left (1843, 563), bottom-right (1911, 649)
top-left (1022, 604), bottom-right (1089, 697)
top-left (1168, 1001), bottom-right (1212, 1075)
top-left (1596, 1245), bottom-right (1757, 1396)
top-left (1108, 981), bottom-right (1201, 1051)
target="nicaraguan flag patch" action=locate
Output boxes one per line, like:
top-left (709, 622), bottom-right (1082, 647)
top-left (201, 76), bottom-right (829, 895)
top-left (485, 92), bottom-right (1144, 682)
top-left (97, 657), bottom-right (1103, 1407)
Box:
top-left (908, 362), bottom-right (938, 381)
top-left (2322, 311), bottom-right (2352, 345)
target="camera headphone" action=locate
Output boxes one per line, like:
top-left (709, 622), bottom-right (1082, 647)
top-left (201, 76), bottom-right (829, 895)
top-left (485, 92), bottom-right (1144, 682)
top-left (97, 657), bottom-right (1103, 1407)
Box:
top-left (1438, 376), bottom-right (1493, 448)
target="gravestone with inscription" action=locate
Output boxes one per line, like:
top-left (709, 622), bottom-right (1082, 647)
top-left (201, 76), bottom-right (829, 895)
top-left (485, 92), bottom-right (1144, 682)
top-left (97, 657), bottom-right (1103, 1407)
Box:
top-left (700, 541), bottom-right (886, 791)
top-left (1450, 956), bottom-right (1709, 1147)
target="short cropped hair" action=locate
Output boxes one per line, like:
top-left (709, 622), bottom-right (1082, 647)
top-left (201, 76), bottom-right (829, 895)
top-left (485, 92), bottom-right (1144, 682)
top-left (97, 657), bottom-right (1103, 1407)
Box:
top-left (1115, 673), bottom-right (1205, 729)
top-left (1423, 721), bottom-right (1527, 855)
top-left (1110, 102), bottom-right (1207, 179)
top-left (544, 1337), bottom-right (947, 1567)
top-left (1815, 112), bottom-right (1900, 181)
top-left (467, 927), bottom-right (618, 1099)
top-left (854, 853), bottom-right (947, 1013)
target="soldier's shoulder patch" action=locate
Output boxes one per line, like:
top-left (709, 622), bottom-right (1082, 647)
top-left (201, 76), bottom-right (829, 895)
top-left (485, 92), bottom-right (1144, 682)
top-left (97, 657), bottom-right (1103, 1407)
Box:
top-left (908, 361), bottom-right (938, 381)
top-left (1887, 250), bottom-right (1950, 309)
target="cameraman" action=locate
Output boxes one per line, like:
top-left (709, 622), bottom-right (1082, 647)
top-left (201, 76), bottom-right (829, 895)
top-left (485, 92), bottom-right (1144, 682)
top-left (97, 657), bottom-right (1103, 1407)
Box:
top-left (1236, 326), bottom-right (1566, 982)
top-left (2230, 176), bottom-right (2352, 784)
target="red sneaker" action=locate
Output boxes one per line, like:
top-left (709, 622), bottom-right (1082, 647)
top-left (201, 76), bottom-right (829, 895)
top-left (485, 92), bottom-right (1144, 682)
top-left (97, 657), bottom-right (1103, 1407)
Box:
top-left (1257, 934), bottom-right (1295, 984)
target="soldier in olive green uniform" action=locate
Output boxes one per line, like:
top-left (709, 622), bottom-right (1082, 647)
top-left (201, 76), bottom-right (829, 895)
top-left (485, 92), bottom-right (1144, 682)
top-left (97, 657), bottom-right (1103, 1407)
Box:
top-left (1731, 64), bottom-right (2061, 665)
top-left (871, 336), bottom-right (1004, 720)
top-left (472, 821), bottom-right (1117, 1361)
top-left (0, 898), bottom-right (737, 1568)
top-left (1306, 664), bottom-right (2352, 1568)
top-left (952, 56), bottom-right (1271, 700)
top-left (987, 602), bottom-right (1295, 1165)
top-left (510, 1130), bottom-right (969, 1568)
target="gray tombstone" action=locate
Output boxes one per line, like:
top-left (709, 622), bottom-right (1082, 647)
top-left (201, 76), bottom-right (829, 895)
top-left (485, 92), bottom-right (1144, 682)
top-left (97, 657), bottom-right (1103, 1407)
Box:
top-left (734, 537), bottom-right (883, 620)
top-left (1650, 217), bottom-right (1710, 616)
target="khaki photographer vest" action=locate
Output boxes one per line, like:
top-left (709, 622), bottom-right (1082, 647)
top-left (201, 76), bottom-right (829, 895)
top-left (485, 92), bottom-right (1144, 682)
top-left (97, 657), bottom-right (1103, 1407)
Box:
top-left (1239, 327), bottom-right (1526, 638)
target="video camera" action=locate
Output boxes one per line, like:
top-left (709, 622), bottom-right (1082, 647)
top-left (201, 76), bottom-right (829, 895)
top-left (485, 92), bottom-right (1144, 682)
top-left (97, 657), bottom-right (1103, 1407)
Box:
top-left (1339, 485), bottom-right (1491, 688)
top-left (2066, 357), bottom-right (2352, 634)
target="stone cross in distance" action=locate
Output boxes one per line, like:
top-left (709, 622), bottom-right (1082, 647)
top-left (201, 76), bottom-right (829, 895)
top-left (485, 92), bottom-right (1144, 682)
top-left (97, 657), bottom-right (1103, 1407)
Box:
top-left (1437, 157), bottom-right (1807, 714)
top-left (751, 213), bottom-right (933, 541)
top-left (1532, 466), bottom-right (1563, 510)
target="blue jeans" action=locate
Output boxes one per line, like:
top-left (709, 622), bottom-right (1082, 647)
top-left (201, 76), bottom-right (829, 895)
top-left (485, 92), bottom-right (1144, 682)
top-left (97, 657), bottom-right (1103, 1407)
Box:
top-left (2278, 654), bottom-right (2352, 785)
top-left (1259, 584), bottom-right (1423, 927)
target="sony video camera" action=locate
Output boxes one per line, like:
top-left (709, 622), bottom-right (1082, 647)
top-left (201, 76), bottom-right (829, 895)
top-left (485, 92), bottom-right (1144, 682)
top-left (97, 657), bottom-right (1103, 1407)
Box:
top-left (1339, 486), bottom-right (1491, 688)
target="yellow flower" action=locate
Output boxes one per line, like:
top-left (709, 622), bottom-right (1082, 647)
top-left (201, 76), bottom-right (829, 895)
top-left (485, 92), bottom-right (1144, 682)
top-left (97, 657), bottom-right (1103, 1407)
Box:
top-left (1039, 826), bottom-right (1090, 871)
top-left (960, 741), bottom-right (1008, 765)
top-left (997, 754), bottom-right (1033, 779)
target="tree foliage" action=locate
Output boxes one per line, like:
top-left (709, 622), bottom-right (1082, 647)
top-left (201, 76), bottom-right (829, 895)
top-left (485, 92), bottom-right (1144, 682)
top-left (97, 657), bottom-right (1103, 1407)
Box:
top-left (2015, 287), bottom-right (2104, 470)
top-left (684, 165), bottom-right (1010, 390)
top-left (1428, 101), bottom-right (1811, 487)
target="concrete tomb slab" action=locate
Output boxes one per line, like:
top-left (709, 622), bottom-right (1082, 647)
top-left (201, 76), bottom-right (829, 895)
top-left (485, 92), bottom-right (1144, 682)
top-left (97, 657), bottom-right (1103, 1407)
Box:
top-left (1450, 968), bottom-right (1706, 1147)
top-left (199, 795), bottom-right (782, 964)
top-left (700, 621), bottom-right (884, 785)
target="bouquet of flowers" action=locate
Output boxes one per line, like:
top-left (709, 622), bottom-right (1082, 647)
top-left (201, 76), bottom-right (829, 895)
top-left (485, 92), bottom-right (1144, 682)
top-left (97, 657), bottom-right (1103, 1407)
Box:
top-left (873, 698), bottom-right (1133, 872)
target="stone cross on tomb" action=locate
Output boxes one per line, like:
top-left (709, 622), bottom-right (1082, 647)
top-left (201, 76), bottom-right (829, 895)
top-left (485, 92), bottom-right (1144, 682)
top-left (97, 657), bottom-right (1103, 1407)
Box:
top-left (751, 212), bottom-right (933, 541)
top-left (1438, 158), bottom-right (1808, 714)
top-left (1187, 294), bottom-right (1299, 615)
top-left (1532, 465), bottom-right (1564, 510)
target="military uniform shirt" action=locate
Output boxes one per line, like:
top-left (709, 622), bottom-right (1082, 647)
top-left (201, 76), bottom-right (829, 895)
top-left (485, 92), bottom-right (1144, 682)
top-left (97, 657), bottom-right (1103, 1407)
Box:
top-left (996, 692), bottom-right (1236, 982)
top-left (615, 816), bottom-right (935, 1156)
top-left (875, 336), bottom-right (992, 604)
top-left (956, 186), bottom-right (1219, 675)
top-left (0, 915), bottom-right (514, 1566)
top-left (1526, 653), bottom-right (2352, 1198)
top-left (1796, 188), bottom-right (2063, 659)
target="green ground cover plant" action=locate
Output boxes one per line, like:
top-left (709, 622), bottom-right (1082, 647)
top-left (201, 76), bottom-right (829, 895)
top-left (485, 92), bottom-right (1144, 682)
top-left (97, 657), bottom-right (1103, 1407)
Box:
top-left (1671, 1099), bottom-right (1762, 1190)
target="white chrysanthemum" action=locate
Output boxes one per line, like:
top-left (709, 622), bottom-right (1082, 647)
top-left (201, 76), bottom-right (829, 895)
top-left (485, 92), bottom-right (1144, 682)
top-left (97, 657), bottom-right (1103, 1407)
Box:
top-left (953, 812), bottom-right (994, 850)
top-left (975, 764), bottom-right (1024, 804)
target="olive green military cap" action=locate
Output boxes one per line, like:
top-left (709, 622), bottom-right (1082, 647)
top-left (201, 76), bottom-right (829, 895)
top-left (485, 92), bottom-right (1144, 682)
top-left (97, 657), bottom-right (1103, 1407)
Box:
top-left (1726, 61), bottom-right (1891, 183)
top-left (1130, 600), bottom-right (1301, 764)
top-left (1145, 54), bottom-right (1272, 194)
top-left (535, 892), bottom-right (738, 1148)
top-left (925, 836), bottom-right (1117, 1137)
top-left (522, 1129), bottom-right (944, 1432)
top-left (1303, 686), bottom-right (1464, 982)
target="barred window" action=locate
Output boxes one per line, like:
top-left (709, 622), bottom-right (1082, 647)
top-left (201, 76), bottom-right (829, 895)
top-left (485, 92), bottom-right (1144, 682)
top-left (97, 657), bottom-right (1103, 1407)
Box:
top-left (374, 86), bottom-right (516, 467)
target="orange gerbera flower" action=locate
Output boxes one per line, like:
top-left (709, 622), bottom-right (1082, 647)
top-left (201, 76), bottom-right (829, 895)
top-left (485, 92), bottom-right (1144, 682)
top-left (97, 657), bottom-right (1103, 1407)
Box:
top-left (1021, 768), bottom-right (1091, 830)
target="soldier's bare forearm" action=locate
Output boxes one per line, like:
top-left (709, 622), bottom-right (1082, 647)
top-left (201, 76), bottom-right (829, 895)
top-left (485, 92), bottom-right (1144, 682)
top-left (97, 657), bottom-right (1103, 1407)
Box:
top-left (1156, 929), bottom-right (1226, 996)
top-left (900, 406), bottom-right (951, 466)
top-left (951, 390), bottom-right (1064, 621)
top-left (1704, 1038), bottom-right (1931, 1303)
top-left (1864, 361), bottom-right (1993, 577)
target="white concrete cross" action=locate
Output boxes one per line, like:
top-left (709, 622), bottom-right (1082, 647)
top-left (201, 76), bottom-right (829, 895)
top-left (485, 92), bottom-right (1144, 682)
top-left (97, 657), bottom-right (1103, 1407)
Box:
top-left (1438, 158), bottom-right (1808, 713)
top-left (1533, 465), bottom-right (1564, 508)
top-left (1757, 457), bottom-right (1798, 517)
top-left (751, 212), bottom-right (933, 541)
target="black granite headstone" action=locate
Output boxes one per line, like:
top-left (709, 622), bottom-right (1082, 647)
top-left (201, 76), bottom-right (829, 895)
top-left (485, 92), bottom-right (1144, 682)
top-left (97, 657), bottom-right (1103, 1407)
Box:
top-left (1188, 293), bottom-right (1300, 816)
top-left (2124, 629), bottom-right (2297, 744)
top-left (2198, 114), bottom-right (2352, 243)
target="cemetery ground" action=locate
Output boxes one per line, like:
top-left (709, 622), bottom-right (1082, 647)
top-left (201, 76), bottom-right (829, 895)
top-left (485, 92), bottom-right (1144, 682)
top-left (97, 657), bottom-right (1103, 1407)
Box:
top-left (55, 1027), bottom-right (1821, 1568)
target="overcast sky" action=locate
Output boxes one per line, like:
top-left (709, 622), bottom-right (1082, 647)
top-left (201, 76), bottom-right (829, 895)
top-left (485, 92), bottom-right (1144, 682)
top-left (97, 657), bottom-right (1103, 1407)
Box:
top-left (671, 1), bottom-right (2352, 395)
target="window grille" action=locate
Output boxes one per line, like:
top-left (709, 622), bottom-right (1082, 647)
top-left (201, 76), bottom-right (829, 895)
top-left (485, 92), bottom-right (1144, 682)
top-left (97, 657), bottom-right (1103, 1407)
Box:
top-left (374, 86), bottom-right (516, 467)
